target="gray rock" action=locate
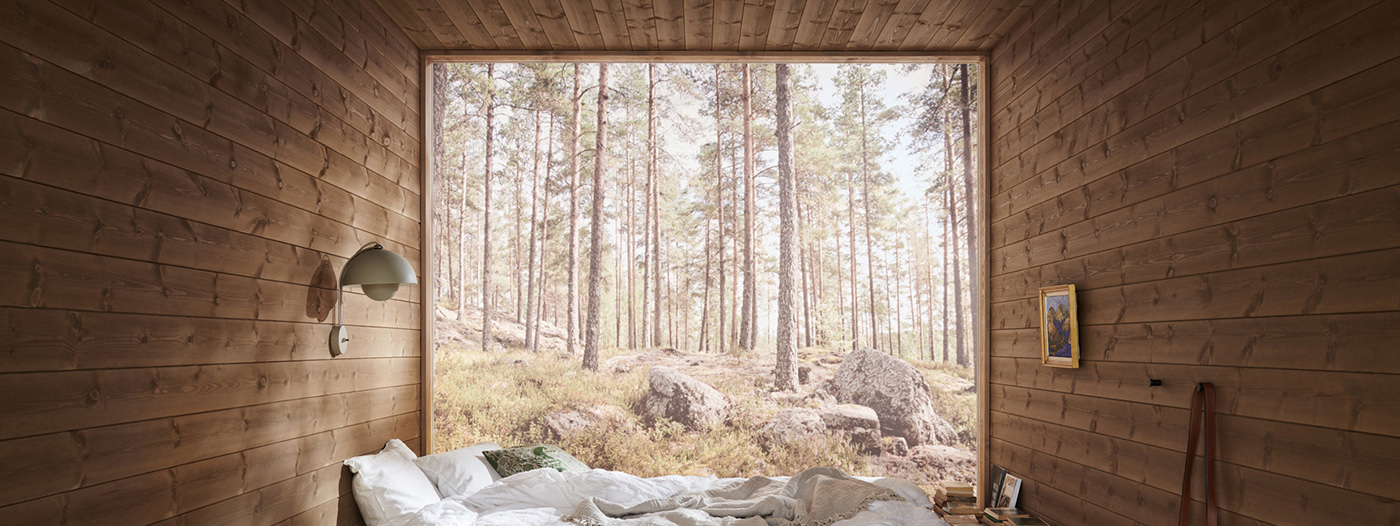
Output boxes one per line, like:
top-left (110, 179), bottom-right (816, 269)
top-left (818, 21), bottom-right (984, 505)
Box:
top-left (642, 366), bottom-right (730, 430)
top-left (763, 408), bottom-right (826, 446)
top-left (821, 404), bottom-right (882, 453)
top-left (884, 436), bottom-right (909, 456)
top-left (544, 405), bottom-right (629, 439)
top-left (832, 348), bottom-right (955, 447)
top-left (798, 366), bottom-right (812, 384)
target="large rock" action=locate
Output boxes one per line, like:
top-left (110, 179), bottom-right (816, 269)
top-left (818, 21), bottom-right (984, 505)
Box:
top-left (820, 404), bottom-right (882, 454)
top-left (763, 408), bottom-right (826, 446)
top-left (642, 367), bottom-right (730, 430)
top-left (544, 405), bottom-right (630, 439)
top-left (831, 348), bottom-right (955, 447)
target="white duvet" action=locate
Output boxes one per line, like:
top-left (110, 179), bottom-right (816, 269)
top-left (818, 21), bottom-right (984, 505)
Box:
top-left (395, 468), bottom-right (949, 526)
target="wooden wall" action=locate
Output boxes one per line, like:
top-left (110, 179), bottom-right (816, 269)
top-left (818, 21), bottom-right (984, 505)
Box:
top-left (0, 0), bottom-right (423, 523)
top-left (986, 0), bottom-right (1400, 524)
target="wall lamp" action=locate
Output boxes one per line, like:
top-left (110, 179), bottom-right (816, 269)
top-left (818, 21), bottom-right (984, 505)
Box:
top-left (330, 242), bottom-right (417, 356)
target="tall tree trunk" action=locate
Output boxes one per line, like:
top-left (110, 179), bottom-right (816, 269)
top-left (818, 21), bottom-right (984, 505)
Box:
top-left (481, 64), bottom-right (496, 353)
top-left (774, 63), bottom-right (799, 391)
top-left (798, 195), bottom-right (812, 349)
top-left (533, 112), bottom-right (556, 354)
top-left (583, 63), bottom-right (610, 371)
top-left (959, 64), bottom-right (979, 383)
top-left (650, 64), bottom-right (663, 349)
top-left (894, 243), bottom-right (903, 355)
top-left (941, 203), bottom-right (950, 363)
top-left (949, 173), bottom-right (967, 368)
top-left (627, 135), bottom-right (636, 349)
top-left (525, 110), bottom-right (542, 352)
top-left (859, 85), bottom-right (878, 352)
top-left (700, 220), bottom-right (712, 353)
top-left (739, 63), bottom-right (757, 351)
top-left (846, 172), bottom-right (858, 351)
top-left (567, 64), bottom-right (582, 355)
top-left (714, 64), bottom-right (726, 356)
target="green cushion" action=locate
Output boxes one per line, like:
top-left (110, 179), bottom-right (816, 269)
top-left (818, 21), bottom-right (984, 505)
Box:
top-left (482, 444), bottom-right (590, 477)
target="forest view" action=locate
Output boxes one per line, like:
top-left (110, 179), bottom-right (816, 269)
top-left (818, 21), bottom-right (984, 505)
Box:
top-left (430, 62), bottom-right (981, 490)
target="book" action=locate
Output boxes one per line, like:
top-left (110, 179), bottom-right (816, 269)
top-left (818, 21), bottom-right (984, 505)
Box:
top-left (943, 515), bottom-right (981, 525)
top-left (943, 481), bottom-right (975, 497)
top-left (985, 508), bottom-right (1030, 520)
top-left (994, 474), bottom-right (1022, 508)
top-left (986, 465), bottom-right (1008, 506)
top-left (1005, 517), bottom-right (1049, 526)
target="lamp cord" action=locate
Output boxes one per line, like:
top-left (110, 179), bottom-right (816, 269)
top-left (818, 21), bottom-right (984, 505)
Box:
top-left (337, 242), bottom-right (385, 327)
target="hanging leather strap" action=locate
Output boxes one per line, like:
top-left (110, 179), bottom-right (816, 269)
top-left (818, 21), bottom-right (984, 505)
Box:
top-left (1178, 382), bottom-right (1218, 526)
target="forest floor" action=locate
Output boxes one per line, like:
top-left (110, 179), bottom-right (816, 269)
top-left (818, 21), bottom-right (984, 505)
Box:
top-left (431, 308), bottom-right (978, 493)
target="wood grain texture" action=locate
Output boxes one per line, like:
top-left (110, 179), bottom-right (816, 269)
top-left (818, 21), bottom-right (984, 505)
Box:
top-left (377, 0), bottom-right (1035, 52)
top-left (0, 0), bottom-right (422, 523)
top-left (987, 0), bottom-right (1400, 524)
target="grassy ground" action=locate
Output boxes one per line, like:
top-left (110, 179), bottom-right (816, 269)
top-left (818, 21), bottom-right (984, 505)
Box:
top-left (432, 342), bottom-right (975, 480)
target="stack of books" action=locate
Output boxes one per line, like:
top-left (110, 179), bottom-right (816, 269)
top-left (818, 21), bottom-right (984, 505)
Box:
top-left (979, 507), bottom-right (1049, 525)
top-left (934, 481), bottom-right (979, 517)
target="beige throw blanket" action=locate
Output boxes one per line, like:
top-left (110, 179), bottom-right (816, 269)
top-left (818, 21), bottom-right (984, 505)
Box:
top-left (562, 467), bottom-right (905, 526)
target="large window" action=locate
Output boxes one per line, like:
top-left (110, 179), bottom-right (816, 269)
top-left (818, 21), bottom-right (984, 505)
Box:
top-left (424, 60), bottom-right (984, 492)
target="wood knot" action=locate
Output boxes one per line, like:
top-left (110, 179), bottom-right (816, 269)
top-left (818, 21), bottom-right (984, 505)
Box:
top-left (85, 389), bottom-right (101, 407)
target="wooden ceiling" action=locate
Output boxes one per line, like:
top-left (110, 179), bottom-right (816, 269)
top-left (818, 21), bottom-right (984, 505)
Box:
top-left (374, 0), bottom-right (1037, 53)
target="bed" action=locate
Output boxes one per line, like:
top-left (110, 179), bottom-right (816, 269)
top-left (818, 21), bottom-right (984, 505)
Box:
top-left (346, 439), bottom-right (952, 526)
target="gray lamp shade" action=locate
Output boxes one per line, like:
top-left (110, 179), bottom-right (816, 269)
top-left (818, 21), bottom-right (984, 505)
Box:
top-left (340, 246), bottom-right (418, 301)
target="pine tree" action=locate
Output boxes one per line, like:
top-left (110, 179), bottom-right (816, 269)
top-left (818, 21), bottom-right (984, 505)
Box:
top-left (774, 63), bottom-right (799, 391)
top-left (583, 63), bottom-right (610, 371)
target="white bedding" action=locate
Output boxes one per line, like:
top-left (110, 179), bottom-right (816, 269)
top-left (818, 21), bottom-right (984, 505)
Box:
top-left (393, 468), bottom-right (949, 526)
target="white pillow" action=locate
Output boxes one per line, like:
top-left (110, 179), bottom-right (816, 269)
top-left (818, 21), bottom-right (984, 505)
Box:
top-left (413, 442), bottom-right (503, 498)
top-left (344, 439), bottom-right (442, 526)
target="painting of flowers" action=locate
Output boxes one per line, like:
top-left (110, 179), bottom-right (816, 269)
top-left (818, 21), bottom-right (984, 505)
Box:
top-left (1038, 285), bottom-right (1079, 368)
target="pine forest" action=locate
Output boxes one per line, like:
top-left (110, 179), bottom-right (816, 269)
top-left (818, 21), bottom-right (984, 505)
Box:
top-left (431, 62), bottom-right (982, 485)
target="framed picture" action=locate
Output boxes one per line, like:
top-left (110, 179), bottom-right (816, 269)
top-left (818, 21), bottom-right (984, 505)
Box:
top-left (995, 473), bottom-right (1022, 508)
top-left (1038, 284), bottom-right (1079, 368)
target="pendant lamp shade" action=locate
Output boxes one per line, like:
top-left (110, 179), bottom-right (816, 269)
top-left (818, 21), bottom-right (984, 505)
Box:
top-left (341, 246), bottom-right (418, 300)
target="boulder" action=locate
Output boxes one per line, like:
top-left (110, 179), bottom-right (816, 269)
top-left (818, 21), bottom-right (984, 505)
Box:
top-left (642, 367), bottom-right (730, 430)
top-left (832, 348), bottom-right (955, 447)
top-left (798, 366), bottom-right (812, 384)
top-left (763, 408), bottom-right (826, 446)
top-left (884, 436), bottom-right (909, 456)
top-left (544, 405), bottom-right (630, 439)
top-left (820, 404), bottom-right (882, 453)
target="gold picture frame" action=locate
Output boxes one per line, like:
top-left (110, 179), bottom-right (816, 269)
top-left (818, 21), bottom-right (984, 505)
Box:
top-left (1038, 285), bottom-right (1079, 368)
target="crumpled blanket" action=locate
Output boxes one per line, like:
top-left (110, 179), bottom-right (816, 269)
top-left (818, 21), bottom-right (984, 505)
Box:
top-left (562, 467), bottom-right (906, 526)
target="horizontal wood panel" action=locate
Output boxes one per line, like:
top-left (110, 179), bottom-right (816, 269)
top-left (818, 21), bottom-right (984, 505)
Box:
top-left (989, 312), bottom-right (1400, 374)
top-left (0, 110), bottom-right (420, 263)
top-left (990, 356), bottom-right (1400, 436)
top-left (990, 0), bottom-right (1399, 216)
top-left (377, 0), bottom-right (1035, 52)
top-left (992, 414), bottom-right (1400, 525)
top-left (0, 0), bottom-right (421, 522)
top-left (991, 384), bottom-right (1400, 502)
top-left (988, 0), bottom-right (1400, 522)
top-left (1, 415), bottom-right (417, 525)
top-left (0, 356), bottom-right (419, 440)
top-left (991, 58), bottom-right (1400, 258)
top-left (0, 386), bottom-right (417, 507)
top-left (0, 240), bottom-right (420, 329)
top-left (0, 0), bottom-right (422, 214)
top-left (0, 308), bottom-right (418, 373)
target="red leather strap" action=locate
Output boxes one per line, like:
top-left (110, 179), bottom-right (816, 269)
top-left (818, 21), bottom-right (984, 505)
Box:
top-left (1178, 383), bottom-right (1218, 526)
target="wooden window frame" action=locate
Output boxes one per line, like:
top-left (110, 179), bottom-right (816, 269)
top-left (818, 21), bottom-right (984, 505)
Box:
top-left (419, 51), bottom-right (991, 507)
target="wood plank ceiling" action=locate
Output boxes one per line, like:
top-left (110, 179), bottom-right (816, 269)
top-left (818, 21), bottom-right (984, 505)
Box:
top-left (373, 0), bottom-right (1036, 52)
